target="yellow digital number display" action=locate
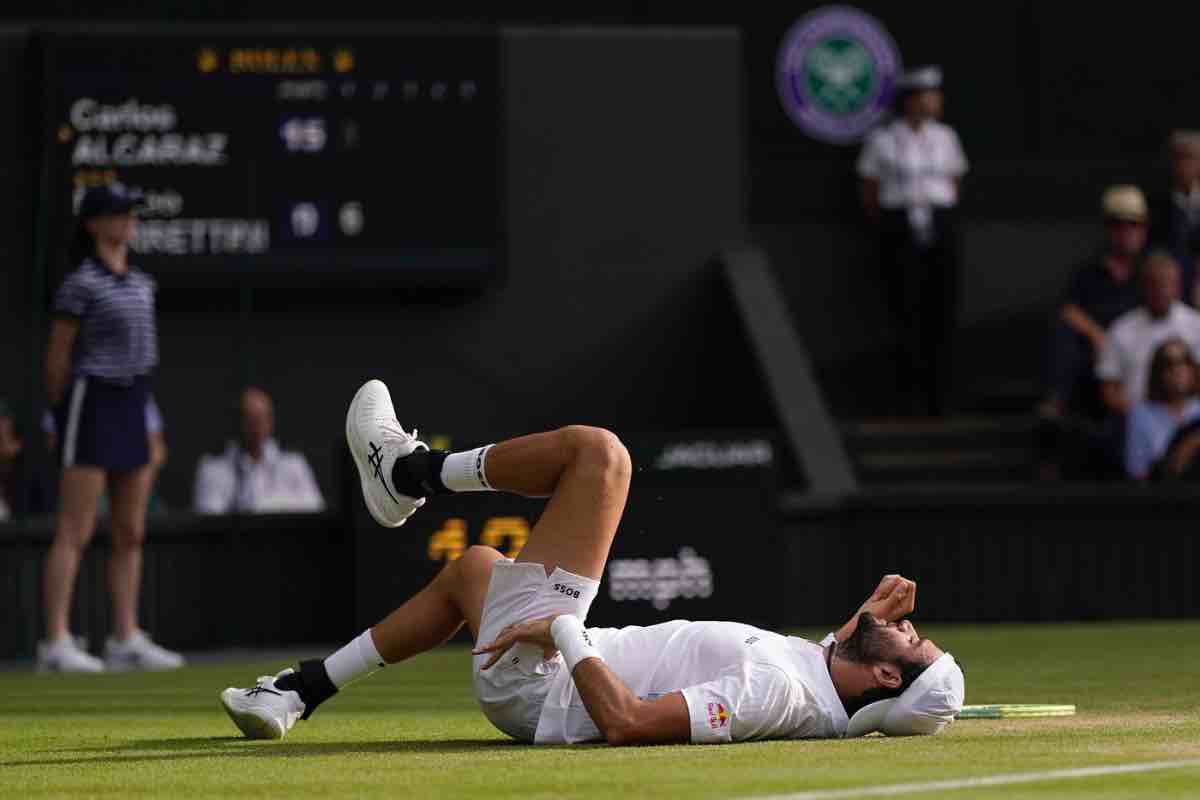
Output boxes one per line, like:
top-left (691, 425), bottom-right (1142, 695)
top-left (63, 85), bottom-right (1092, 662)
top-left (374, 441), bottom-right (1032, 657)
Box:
top-left (427, 516), bottom-right (531, 561)
top-left (479, 516), bottom-right (531, 559)
top-left (428, 518), bottom-right (468, 562)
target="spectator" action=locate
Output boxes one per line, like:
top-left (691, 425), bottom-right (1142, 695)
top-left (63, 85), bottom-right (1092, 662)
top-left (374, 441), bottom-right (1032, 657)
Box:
top-left (1042, 185), bottom-right (1147, 418)
top-left (1149, 130), bottom-right (1200, 306)
top-left (858, 65), bottom-right (968, 416)
top-left (0, 399), bottom-right (51, 521)
top-left (1125, 338), bottom-right (1200, 480)
top-left (193, 386), bottom-right (325, 514)
top-left (1098, 250), bottom-right (1200, 415)
top-left (40, 182), bottom-right (184, 673)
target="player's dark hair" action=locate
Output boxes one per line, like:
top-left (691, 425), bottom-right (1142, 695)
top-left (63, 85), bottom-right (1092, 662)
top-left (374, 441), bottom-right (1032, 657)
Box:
top-left (843, 658), bottom-right (929, 716)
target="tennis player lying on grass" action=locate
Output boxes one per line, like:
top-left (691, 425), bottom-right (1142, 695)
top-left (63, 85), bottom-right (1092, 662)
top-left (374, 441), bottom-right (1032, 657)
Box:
top-left (221, 380), bottom-right (964, 745)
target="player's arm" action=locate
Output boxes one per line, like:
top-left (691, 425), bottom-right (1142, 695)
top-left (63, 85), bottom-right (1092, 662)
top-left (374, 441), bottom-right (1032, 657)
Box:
top-left (570, 658), bottom-right (690, 745)
top-left (833, 574), bottom-right (916, 642)
top-left (473, 616), bottom-right (689, 746)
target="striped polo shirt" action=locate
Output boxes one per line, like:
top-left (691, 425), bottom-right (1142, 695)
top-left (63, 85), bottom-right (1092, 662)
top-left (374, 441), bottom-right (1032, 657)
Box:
top-left (53, 258), bottom-right (158, 381)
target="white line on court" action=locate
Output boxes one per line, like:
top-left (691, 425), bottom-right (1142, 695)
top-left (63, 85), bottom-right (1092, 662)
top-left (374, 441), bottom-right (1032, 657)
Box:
top-left (751, 759), bottom-right (1200, 800)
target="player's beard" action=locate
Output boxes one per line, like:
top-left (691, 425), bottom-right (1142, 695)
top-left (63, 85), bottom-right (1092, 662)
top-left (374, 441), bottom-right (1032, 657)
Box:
top-left (837, 612), bottom-right (897, 664)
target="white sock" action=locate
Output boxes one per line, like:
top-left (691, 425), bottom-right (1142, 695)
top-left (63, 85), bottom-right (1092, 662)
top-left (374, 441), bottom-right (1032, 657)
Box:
top-left (441, 445), bottom-right (494, 492)
top-left (323, 629), bottom-right (386, 689)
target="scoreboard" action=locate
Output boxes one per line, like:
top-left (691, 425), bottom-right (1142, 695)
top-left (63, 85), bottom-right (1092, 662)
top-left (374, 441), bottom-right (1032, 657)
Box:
top-left (43, 28), bottom-right (501, 287)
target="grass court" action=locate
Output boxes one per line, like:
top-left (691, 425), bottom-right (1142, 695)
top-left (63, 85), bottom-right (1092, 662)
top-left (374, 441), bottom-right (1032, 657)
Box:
top-left (3, 620), bottom-right (1198, 798)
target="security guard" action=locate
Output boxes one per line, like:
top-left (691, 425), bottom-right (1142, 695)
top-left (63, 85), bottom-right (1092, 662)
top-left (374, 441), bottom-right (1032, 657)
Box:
top-left (858, 66), bottom-right (968, 415)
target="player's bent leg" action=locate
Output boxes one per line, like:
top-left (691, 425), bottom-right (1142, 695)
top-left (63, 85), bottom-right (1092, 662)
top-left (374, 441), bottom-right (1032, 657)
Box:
top-left (220, 545), bottom-right (505, 740)
top-left (390, 420), bottom-right (632, 578)
top-left (508, 426), bottom-right (631, 580)
top-left (223, 381), bottom-right (630, 739)
top-left (371, 544), bottom-right (503, 661)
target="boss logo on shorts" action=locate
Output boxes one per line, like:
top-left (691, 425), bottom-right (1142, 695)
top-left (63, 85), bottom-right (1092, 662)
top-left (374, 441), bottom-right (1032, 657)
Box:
top-left (553, 583), bottom-right (582, 599)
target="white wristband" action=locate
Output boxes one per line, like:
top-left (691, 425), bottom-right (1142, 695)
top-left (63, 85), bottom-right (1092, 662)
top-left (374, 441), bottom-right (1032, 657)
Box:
top-left (551, 615), bottom-right (602, 673)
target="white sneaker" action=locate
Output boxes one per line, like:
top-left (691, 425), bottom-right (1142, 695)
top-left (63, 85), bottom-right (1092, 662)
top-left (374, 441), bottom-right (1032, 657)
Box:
top-left (104, 630), bottom-right (186, 671)
top-left (220, 668), bottom-right (306, 740)
top-left (346, 379), bottom-right (428, 528)
top-left (36, 636), bottom-right (105, 673)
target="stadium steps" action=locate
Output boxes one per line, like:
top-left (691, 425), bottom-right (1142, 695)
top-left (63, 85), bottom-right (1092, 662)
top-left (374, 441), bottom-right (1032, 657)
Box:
top-left (840, 416), bottom-right (1040, 484)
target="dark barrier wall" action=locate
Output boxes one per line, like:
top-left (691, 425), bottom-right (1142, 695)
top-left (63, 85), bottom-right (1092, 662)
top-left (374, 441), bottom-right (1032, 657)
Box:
top-left (1, 513), bottom-right (352, 658)
top-left (6, 479), bottom-right (1198, 658)
top-left (783, 488), bottom-right (1200, 626)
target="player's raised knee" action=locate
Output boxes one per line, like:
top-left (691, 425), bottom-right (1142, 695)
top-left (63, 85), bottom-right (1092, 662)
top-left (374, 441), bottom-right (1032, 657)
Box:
top-left (457, 545), bottom-right (504, 579)
top-left (561, 425), bottom-right (631, 484)
top-left (439, 545), bottom-right (502, 589)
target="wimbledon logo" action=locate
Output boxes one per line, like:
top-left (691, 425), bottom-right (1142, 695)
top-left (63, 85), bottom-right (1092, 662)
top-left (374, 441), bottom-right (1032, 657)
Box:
top-left (776, 5), bottom-right (901, 145)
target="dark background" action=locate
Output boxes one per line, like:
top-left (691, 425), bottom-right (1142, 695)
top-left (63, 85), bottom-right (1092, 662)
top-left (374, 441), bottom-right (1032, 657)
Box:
top-left (5, 3), bottom-right (1200, 507)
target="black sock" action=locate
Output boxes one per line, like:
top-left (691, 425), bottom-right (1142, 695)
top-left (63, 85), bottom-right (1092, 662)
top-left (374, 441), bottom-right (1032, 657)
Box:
top-left (275, 659), bottom-right (339, 720)
top-left (391, 449), bottom-right (451, 498)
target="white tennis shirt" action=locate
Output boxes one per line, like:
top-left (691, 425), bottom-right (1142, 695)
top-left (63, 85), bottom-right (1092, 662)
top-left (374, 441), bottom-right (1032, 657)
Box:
top-left (533, 620), bottom-right (848, 744)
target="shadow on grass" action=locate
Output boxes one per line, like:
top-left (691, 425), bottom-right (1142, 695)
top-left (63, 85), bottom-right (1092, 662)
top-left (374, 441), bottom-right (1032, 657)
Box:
top-left (3, 736), bottom-right (526, 768)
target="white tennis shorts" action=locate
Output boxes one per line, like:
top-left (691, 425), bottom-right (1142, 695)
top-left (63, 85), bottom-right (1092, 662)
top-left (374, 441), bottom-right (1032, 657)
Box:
top-left (472, 558), bottom-right (600, 742)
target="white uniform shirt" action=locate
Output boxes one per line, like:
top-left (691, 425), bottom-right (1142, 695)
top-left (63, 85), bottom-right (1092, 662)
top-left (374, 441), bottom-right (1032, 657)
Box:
top-left (193, 438), bottom-right (325, 514)
top-left (857, 119), bottom-right (967, 233)
top-left (533, 620), bottom-right (848, 744)
top-left (1096, 302), bottom-right (1200, 403)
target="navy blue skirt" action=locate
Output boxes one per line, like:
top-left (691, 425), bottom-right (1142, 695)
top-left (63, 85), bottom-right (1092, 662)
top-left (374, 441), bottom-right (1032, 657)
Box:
top-left (55, 375), bottom-right (151, 470)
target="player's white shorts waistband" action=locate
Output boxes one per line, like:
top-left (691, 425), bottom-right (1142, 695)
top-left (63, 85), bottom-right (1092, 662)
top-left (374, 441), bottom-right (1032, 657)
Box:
top-left (472, 559), bottom-right (600, 742)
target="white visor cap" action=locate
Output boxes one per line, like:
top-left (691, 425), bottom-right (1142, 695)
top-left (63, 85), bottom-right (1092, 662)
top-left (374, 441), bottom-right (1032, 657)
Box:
top-left (845, 652), bottom-right (965, 737)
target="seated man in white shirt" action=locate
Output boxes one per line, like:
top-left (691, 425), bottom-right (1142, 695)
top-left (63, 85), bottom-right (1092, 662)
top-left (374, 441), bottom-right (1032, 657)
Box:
top-left (1097, 250), bottom-right (1200, 415)
top-left (220, 380), bottom-right (963, 745)
top-left (193, 387), bottom-right (324, 514)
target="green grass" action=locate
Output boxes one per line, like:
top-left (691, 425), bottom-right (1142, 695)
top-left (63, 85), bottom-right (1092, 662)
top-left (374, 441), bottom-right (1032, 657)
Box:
top-left (2, 621), bottom-right (1199, 798)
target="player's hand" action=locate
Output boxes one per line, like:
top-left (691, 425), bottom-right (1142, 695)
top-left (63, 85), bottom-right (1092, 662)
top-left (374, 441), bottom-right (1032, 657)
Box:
top-left (861, 574), bottom-right (916, 623)
top-left (472, 615), bottom-right (559, 670)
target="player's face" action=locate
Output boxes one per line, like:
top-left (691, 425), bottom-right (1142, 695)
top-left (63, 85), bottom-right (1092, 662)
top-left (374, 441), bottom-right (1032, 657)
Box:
top-left (840, 613), bottom-right (942, 668)
top-left (873, 617), bottom-right (943, 666)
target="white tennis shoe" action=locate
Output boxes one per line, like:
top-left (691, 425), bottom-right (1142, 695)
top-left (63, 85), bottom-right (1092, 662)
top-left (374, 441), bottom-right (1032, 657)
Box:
top-left (35, 636), bottom-right (105, 673)
top-left (346, 379), bottom-right (427, 528)
top-left (220, 668), bottom-right (306, 740)
top-left (104, 630), bottom-right (185, 671)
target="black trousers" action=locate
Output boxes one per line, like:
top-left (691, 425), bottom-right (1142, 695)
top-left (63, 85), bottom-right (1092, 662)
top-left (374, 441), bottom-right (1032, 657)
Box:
top-left (877, 208), bottom-right (961, 416)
